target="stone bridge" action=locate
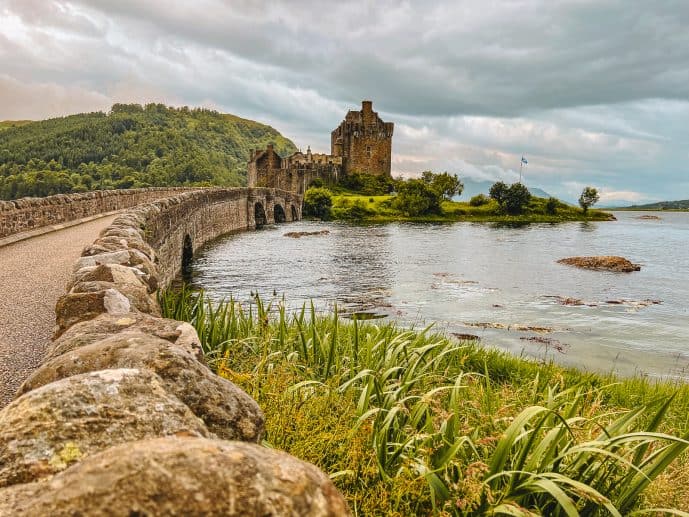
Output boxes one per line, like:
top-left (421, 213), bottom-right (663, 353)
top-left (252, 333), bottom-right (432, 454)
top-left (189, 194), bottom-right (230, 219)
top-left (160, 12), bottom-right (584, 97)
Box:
top-left (0, 188), bottom-right (348, 515)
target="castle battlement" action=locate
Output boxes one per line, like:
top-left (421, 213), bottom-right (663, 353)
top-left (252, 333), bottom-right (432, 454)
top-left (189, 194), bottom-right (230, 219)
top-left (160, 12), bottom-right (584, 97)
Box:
top-left (248, 101), bottom-right (393, 193)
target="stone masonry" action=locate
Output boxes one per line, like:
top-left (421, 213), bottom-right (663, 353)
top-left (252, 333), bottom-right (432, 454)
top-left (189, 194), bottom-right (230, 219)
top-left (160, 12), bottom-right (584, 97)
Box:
top-left (248, 100), bottom-right (393, 192)
top-left (0, 187), bottom-right (349, 515)
top-left (0, 187), bottom-right (203, 239)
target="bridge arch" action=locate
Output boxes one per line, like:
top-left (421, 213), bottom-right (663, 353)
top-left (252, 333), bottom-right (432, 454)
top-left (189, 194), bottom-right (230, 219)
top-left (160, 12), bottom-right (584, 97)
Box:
top-left (181, 234), bottom-right (193, 281)
top-left (274, 204), bottom-right (286, 223)
top-left (290, 205), bottom-right (298, 221)
top-left (254, 202), bottom-right (267, 228)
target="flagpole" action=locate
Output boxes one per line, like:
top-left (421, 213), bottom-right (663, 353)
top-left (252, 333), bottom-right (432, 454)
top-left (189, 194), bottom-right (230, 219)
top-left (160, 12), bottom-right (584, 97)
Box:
top-left (519, 153), bottom-right (523, 183)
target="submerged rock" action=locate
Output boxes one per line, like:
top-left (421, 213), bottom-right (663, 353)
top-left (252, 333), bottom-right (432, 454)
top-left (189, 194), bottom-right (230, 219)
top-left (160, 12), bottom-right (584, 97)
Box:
top-left (637, 215), bottom-right (662, 220)
top-left (0, 436), bottom-right (350, 516)
top-left (520, 336), bottom-right (569, 354)
top-left (451, 333), bottom-right (481, 341)
top-left (557, 256), bottom-right (641, 272)
top-left (462, 322), bottom-right (556, 333)
top-left (284, 230), bottom-right (330, 238)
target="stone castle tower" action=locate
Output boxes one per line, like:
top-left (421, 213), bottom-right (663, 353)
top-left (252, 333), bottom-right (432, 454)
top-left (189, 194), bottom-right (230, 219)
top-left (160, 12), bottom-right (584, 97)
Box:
top-left (248, 100), bottom-right (393, 192)
top-left (331, 100), bottom-right (394, 177)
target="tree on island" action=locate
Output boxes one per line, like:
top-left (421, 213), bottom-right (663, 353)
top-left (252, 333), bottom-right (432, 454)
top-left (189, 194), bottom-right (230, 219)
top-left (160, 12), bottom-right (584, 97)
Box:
top-left (579, 186), bottom-right (600, 213)
top-left (392, 178), bottom-right (442, 216)
top-left (421, 171), bottom-right (463, 200)
top-left (489, 181), bottom-right (509, 205)
top-left (489, 181), bottom-right (531, 214)
top-left (504, 183), bottom-right (531, 214)
top-left (303, 187), bottom-right (333, 220)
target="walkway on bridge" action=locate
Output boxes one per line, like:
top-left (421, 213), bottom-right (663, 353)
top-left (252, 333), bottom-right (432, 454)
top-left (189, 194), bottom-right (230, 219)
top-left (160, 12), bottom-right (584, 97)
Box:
top-left (0, 215), bottom-right (118, 407)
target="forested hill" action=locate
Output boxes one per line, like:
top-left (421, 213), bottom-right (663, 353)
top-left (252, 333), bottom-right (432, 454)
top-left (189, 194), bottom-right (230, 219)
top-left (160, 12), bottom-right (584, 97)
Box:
top-left (0, 104), bottom-right (297, 200)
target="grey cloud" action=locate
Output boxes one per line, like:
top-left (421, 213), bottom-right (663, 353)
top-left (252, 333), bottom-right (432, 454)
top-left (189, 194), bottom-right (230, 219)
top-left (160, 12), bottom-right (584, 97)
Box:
top-left (0, 0), bottom-right (687, 201)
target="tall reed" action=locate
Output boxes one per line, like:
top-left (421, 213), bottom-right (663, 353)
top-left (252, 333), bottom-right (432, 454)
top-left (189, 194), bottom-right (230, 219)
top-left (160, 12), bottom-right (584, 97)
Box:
top-left (160, 288), bottom-right (689, 515)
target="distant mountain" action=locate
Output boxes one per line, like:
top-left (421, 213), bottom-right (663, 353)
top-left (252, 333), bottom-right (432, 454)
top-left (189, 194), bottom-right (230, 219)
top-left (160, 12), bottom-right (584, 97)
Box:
top-left (0, 104), bottom-right (297, 200)
top-left (617, 199), bottom-right (689, 210)
top-left (453, 178), bottom-right (554, 201)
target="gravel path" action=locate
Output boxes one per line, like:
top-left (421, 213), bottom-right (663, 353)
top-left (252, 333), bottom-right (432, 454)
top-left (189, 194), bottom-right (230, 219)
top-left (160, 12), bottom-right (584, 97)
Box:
top-left (0, 215), bottom-right (117, 407)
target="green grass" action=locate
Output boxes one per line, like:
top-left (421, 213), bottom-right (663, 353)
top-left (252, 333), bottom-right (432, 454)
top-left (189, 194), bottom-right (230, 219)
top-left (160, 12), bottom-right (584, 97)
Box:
top-left (160, 287), bottom-right (689, 515)
top-left (0, 120), bottom-right (31, 131)
top-left (331, 193), bottom-right (614, 223)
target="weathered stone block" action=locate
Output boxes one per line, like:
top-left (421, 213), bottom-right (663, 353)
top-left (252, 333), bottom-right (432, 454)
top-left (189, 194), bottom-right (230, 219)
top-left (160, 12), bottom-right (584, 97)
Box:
top-left (73, 250), bottom-right (131, 271)
top-left (47, 313), bottom-right (204, 361)
top-left (54, 288), bottom-right (132, 337)
top-left (19, 334), bottom-right (264, 442)
top-left (0, 437), bottom-right (350, 516)
top-left (0, 369), bottom-right (210, 488)
top-left (76, 263), bottom-right (147, 288)
top-left (69, 281), bottom-right (159, 318)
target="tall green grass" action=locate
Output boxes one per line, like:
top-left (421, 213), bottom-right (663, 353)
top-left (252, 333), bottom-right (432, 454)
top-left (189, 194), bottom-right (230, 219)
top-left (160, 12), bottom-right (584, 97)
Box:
top-left (160, 287), bottom-right (689, 515)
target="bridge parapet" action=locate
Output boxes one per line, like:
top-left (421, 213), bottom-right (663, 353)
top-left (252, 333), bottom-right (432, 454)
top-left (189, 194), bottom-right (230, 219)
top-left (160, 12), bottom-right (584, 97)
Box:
top-left (0, 187), bottom-right (205, 239)
top-left (0, 188), bottom-right (349, 515)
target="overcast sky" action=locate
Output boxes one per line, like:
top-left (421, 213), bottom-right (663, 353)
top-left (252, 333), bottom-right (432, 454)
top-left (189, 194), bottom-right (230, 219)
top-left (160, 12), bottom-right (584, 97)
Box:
top-left (1, 0), bottom-right (687, 202)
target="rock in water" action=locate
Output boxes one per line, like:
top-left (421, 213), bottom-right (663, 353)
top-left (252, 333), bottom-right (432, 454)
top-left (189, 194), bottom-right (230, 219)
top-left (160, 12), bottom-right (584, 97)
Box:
top-left (557, 256), bottom-right (640, 272)
top-left (0, 436), bottom-right (351, 516)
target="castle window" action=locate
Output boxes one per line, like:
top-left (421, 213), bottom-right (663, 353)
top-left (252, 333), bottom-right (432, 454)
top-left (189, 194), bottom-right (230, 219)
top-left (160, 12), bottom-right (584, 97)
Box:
top-left (366, 146), bottom-right (372, 158)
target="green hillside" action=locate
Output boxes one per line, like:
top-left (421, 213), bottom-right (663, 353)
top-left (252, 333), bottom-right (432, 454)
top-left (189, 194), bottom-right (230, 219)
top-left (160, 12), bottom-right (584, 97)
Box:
top-left (0, 121), bottom-right (31, 132)
top-left (0, 104), bottom-right (297, 199)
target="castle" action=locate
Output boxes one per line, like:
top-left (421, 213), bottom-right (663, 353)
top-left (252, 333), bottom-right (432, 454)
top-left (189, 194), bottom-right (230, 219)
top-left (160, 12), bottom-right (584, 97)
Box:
top-left (248, 100), bottom-right (394, 193)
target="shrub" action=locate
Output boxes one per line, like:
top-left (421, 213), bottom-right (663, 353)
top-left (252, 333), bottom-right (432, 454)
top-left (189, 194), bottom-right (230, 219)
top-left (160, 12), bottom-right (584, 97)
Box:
top-left (489, 181), bottom-right (509, 205)
top-left (303, 187), bottom-right (333, 220)
top-left (392, 178), bottom-right (442, 216)
top-left (469, 193), bottom-right (490, 206)
top-left (339, 200), bottom-right (372, 220)
top-left (504, 182), bottom-right (532, 214)
top-left (340, 173), bottom-right (394, 195)
top-left (308, 178), bottom-right (324, 188)
top-left (545, 196), bottom-right (559, 214)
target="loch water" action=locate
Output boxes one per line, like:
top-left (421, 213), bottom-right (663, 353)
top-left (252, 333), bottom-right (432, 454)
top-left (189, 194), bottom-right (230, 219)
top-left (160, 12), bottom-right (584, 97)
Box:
top-left (186, 211), bottom-right (689, 380)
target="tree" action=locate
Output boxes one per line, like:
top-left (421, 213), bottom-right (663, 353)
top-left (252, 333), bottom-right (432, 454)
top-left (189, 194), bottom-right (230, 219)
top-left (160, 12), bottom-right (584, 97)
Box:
top-left (392, 179), bottom-right (442, 216)
top-left (504, 183), bottom-right (531, 214)
top-left (303, 187), bottom-right (333, 220)
top-left (421, 171), bottom-right (463, 200)
top-left (489, 181), bottom-right (509, 205)
top-left (545, 197), bottom-right (559, 215)
top-left (579, 186), bottom-right (599, 213)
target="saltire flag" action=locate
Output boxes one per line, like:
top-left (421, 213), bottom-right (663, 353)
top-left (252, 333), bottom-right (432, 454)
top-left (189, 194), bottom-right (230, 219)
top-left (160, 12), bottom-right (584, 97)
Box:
top-left (521, 156), bottom-right (528, 165)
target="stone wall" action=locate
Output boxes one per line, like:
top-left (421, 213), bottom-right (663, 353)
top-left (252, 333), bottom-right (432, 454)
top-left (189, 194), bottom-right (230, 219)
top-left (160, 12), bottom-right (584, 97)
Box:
top-left (0, 187), bottom-right (202, 238)
top-left (0, 188), bottom-right (349, 516)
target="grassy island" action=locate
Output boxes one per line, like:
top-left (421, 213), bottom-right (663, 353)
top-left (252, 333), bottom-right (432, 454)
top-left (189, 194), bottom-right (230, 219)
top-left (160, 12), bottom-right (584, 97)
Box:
top-left (331, 193), bottom-right (614, 223)
top-left (162, 288), bottom-right (689, 516)
top-left (304, 173), bottom-right (613, 224)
